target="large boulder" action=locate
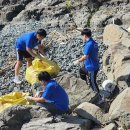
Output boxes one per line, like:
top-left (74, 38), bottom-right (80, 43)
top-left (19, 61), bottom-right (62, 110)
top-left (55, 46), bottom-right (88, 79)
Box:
top-left (101, 123), bottom-right (117, 130)
top-left (0, 4), bottom-right (25, 22)
top-left (103, 24), bottom-right (128, 46)
top-left (72, 6), bottom-right (90, 28)
top-left (74, 102), bottom-right (104, 124)
top-left (122, 12), bottom-right (130, 25)
top-left (90, 10), bottom-right (113, 29)
top-left (56, 74), bottom-right (97, 110)
top-left (21, 115), bottom-right (92, 130)
top-left (0, 105), bottom-right (50, 130)
top-left (109, 88), bottom-right (130, 117)
top-left (12, 1), bottom-right (67, 22)
top-left (109, 88), bottom-right (130, 128)
top-left (103, 24), bottom-right (130, 90)
top-left (0, 104), bottom-right (92, 130)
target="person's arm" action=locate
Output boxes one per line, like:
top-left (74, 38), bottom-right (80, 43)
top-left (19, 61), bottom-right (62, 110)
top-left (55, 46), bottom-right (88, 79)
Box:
top-left (78, 55), bottom-right (88, 62)
top-left (73, 55), bottom-right (88, 65)
top-left (73, 42), bottom-right (92, 65)
top-left (26, 48), bottom-right (37, 57)
top-left (25, 85), bottom-right (53, 103)
top-left (31, 97), bottom-right (46, 103)
top-left (25, 96), bottom-right (46, 103)
top-left (38, 44), bottom-right (45, 56)
top-left (25, 37), bottom-right (37, 57)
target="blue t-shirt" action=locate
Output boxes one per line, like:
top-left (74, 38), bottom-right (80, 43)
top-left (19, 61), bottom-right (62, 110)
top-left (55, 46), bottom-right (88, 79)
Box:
top-left (42, 80), bottom-right (69, 111)
top-left (83, 38), bottom-right (99, 71)
top-left (15, 32), bottom-right (41, 51)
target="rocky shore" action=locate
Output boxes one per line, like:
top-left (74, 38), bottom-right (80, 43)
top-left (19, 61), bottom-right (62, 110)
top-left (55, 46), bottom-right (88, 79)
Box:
top-left (0, 0), bottom-right (130, 130)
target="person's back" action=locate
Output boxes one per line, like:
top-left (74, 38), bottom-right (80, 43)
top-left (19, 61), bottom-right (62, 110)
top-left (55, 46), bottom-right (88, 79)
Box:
top-left (16, 32), bottom-right (39, 51)
top-left (42, 80), bottom-right (69, 111)
top-left (73, 28), bottom-right (100, 93)
top-left (84, 38), bottom-right (99, 71)
top-left (14, 29), bottom-right (46, 84)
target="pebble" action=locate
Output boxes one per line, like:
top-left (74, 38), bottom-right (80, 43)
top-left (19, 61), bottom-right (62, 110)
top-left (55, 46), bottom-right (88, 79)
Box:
top-left (0, 21), bottom-right (107, 96)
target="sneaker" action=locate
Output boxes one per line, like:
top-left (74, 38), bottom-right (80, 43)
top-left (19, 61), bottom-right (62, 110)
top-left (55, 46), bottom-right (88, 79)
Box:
top-left (13, 78), bottom-right (22, 84)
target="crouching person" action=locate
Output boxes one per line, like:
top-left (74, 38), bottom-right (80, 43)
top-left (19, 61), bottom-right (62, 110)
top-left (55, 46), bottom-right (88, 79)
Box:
top-left (25, 71), bottom-right (69, 115)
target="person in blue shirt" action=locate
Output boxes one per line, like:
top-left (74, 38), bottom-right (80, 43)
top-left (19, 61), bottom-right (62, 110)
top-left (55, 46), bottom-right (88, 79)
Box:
top-left (14, 29), bottom-right (47, 84)
top-left (25, 71), bottom-right (69, 115)
top-left (73, 28), bottom-right (100, 93)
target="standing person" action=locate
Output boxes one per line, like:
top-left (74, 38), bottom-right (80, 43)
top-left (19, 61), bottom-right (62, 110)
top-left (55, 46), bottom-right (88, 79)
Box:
top-left (14, 29), bottom-right (47, 84)
top-left (73, 28), bottom-right (100, 93)
top-left (25, 71), bottom-right (69, 115)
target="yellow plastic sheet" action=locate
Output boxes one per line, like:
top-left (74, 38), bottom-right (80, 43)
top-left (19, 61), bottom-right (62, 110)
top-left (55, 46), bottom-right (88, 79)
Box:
top-left (0, 92), bottom-right (32, 113)
top-left (25, 57), bottom-right (60, 85)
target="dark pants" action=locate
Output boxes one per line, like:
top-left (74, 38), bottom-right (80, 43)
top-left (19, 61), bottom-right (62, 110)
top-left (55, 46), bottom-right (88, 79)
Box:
top-left (16, 49), bottom-right (32, 61)
top-left (37, 102), bottom-right (68, 115)
top-left (79, 66), bottom-right (99, 93)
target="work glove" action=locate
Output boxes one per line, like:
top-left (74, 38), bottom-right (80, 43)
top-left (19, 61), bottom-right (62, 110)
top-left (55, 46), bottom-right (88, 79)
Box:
top-left (73, 60), bottom-right (80, 65)
top-left (25, 96), bottom-right (33, 101)
top-left (34, 91), bottom-right (43, 98)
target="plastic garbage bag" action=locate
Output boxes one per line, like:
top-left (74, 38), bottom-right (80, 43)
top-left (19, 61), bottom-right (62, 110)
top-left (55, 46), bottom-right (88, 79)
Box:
top-left (102, 80), bottom-right (116, 93)
top-left (25, 57), bottom-right (60, 85)
top-left (0, 92), bottom-right (33, 113)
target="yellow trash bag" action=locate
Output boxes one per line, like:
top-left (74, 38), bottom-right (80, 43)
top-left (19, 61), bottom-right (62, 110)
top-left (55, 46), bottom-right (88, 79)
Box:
top-left (0, 92), bottom-right (32, 113)
top-left (25, 57), bottom-right (60, 85)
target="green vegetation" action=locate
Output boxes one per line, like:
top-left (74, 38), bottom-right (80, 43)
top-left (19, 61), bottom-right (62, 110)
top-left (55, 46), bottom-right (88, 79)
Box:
top-left (66, 0), bottom-right (72, 10)
top-left (86, 15), bottom-right (92, 28)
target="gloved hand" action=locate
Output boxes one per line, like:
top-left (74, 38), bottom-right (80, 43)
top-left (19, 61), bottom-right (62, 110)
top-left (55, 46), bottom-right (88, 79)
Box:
top-left (34, 91), bottom-right (42, 97)
top-left (25, 96), bottom-right (33, 101)
top-left (73, 60), bottom-right (80, 65)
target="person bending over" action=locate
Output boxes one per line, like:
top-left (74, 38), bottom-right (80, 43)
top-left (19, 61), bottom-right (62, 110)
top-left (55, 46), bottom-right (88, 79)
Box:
top-left (14, 29), bottom-right (47, 84)
top-left (25, 71), bottom-right (69, 115)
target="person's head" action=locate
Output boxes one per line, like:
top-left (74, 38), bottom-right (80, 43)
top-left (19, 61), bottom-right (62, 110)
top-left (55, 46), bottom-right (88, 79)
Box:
top-left (81, 28), bottom-right (92, 42)
top-left (36, 29), bottom-right (47, 41)
top-left (38, 71), bottom-right (52, 86)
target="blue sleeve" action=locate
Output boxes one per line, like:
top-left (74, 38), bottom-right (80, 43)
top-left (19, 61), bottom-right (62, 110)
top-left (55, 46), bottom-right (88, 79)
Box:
top-left (83, 42), bottom-right (93, 55)
top-left (42, 85), bottom-right (52, 100)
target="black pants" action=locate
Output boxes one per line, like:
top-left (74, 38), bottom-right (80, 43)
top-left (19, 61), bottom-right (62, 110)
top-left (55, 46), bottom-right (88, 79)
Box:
top-left (37, 102), bottom-right (68, 115)
top-left (16, 49), bottom-right (32, 61)
top-left (79, 67), bottom-right (99, 93)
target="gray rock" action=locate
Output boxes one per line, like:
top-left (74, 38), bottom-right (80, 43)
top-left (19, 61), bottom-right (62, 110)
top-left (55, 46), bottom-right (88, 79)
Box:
top-left (103, 24), bottom-right (130, 90)
top-left (122, 12), bottom-right (130, 25)
top-left (109, 88), bottom-right (130, 117)
top-left (0, 105), bottom-right (50, 129)
top-left (21, 115), bottom-right (92, 130)
top-left (109, 88), bottom-right (130, 129)
top-left (56, 74), bottom-right (98, 109)
top-left (74, 102), bottom-right (105, 125)
top-left (101, 123), bottom-right (117, 130)
top-left (90, 10), bottom-right (113, 29)
top-left (1, 4), bottom-right (25, 22)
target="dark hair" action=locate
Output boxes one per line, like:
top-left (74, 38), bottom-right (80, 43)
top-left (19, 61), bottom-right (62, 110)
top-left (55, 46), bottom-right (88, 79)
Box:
top-left (37, 29), bottom-right (47, 37)
top-left (81, 28), bottom-right (91, 37)
top-left (38, 71), bottom-right (52, 81)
